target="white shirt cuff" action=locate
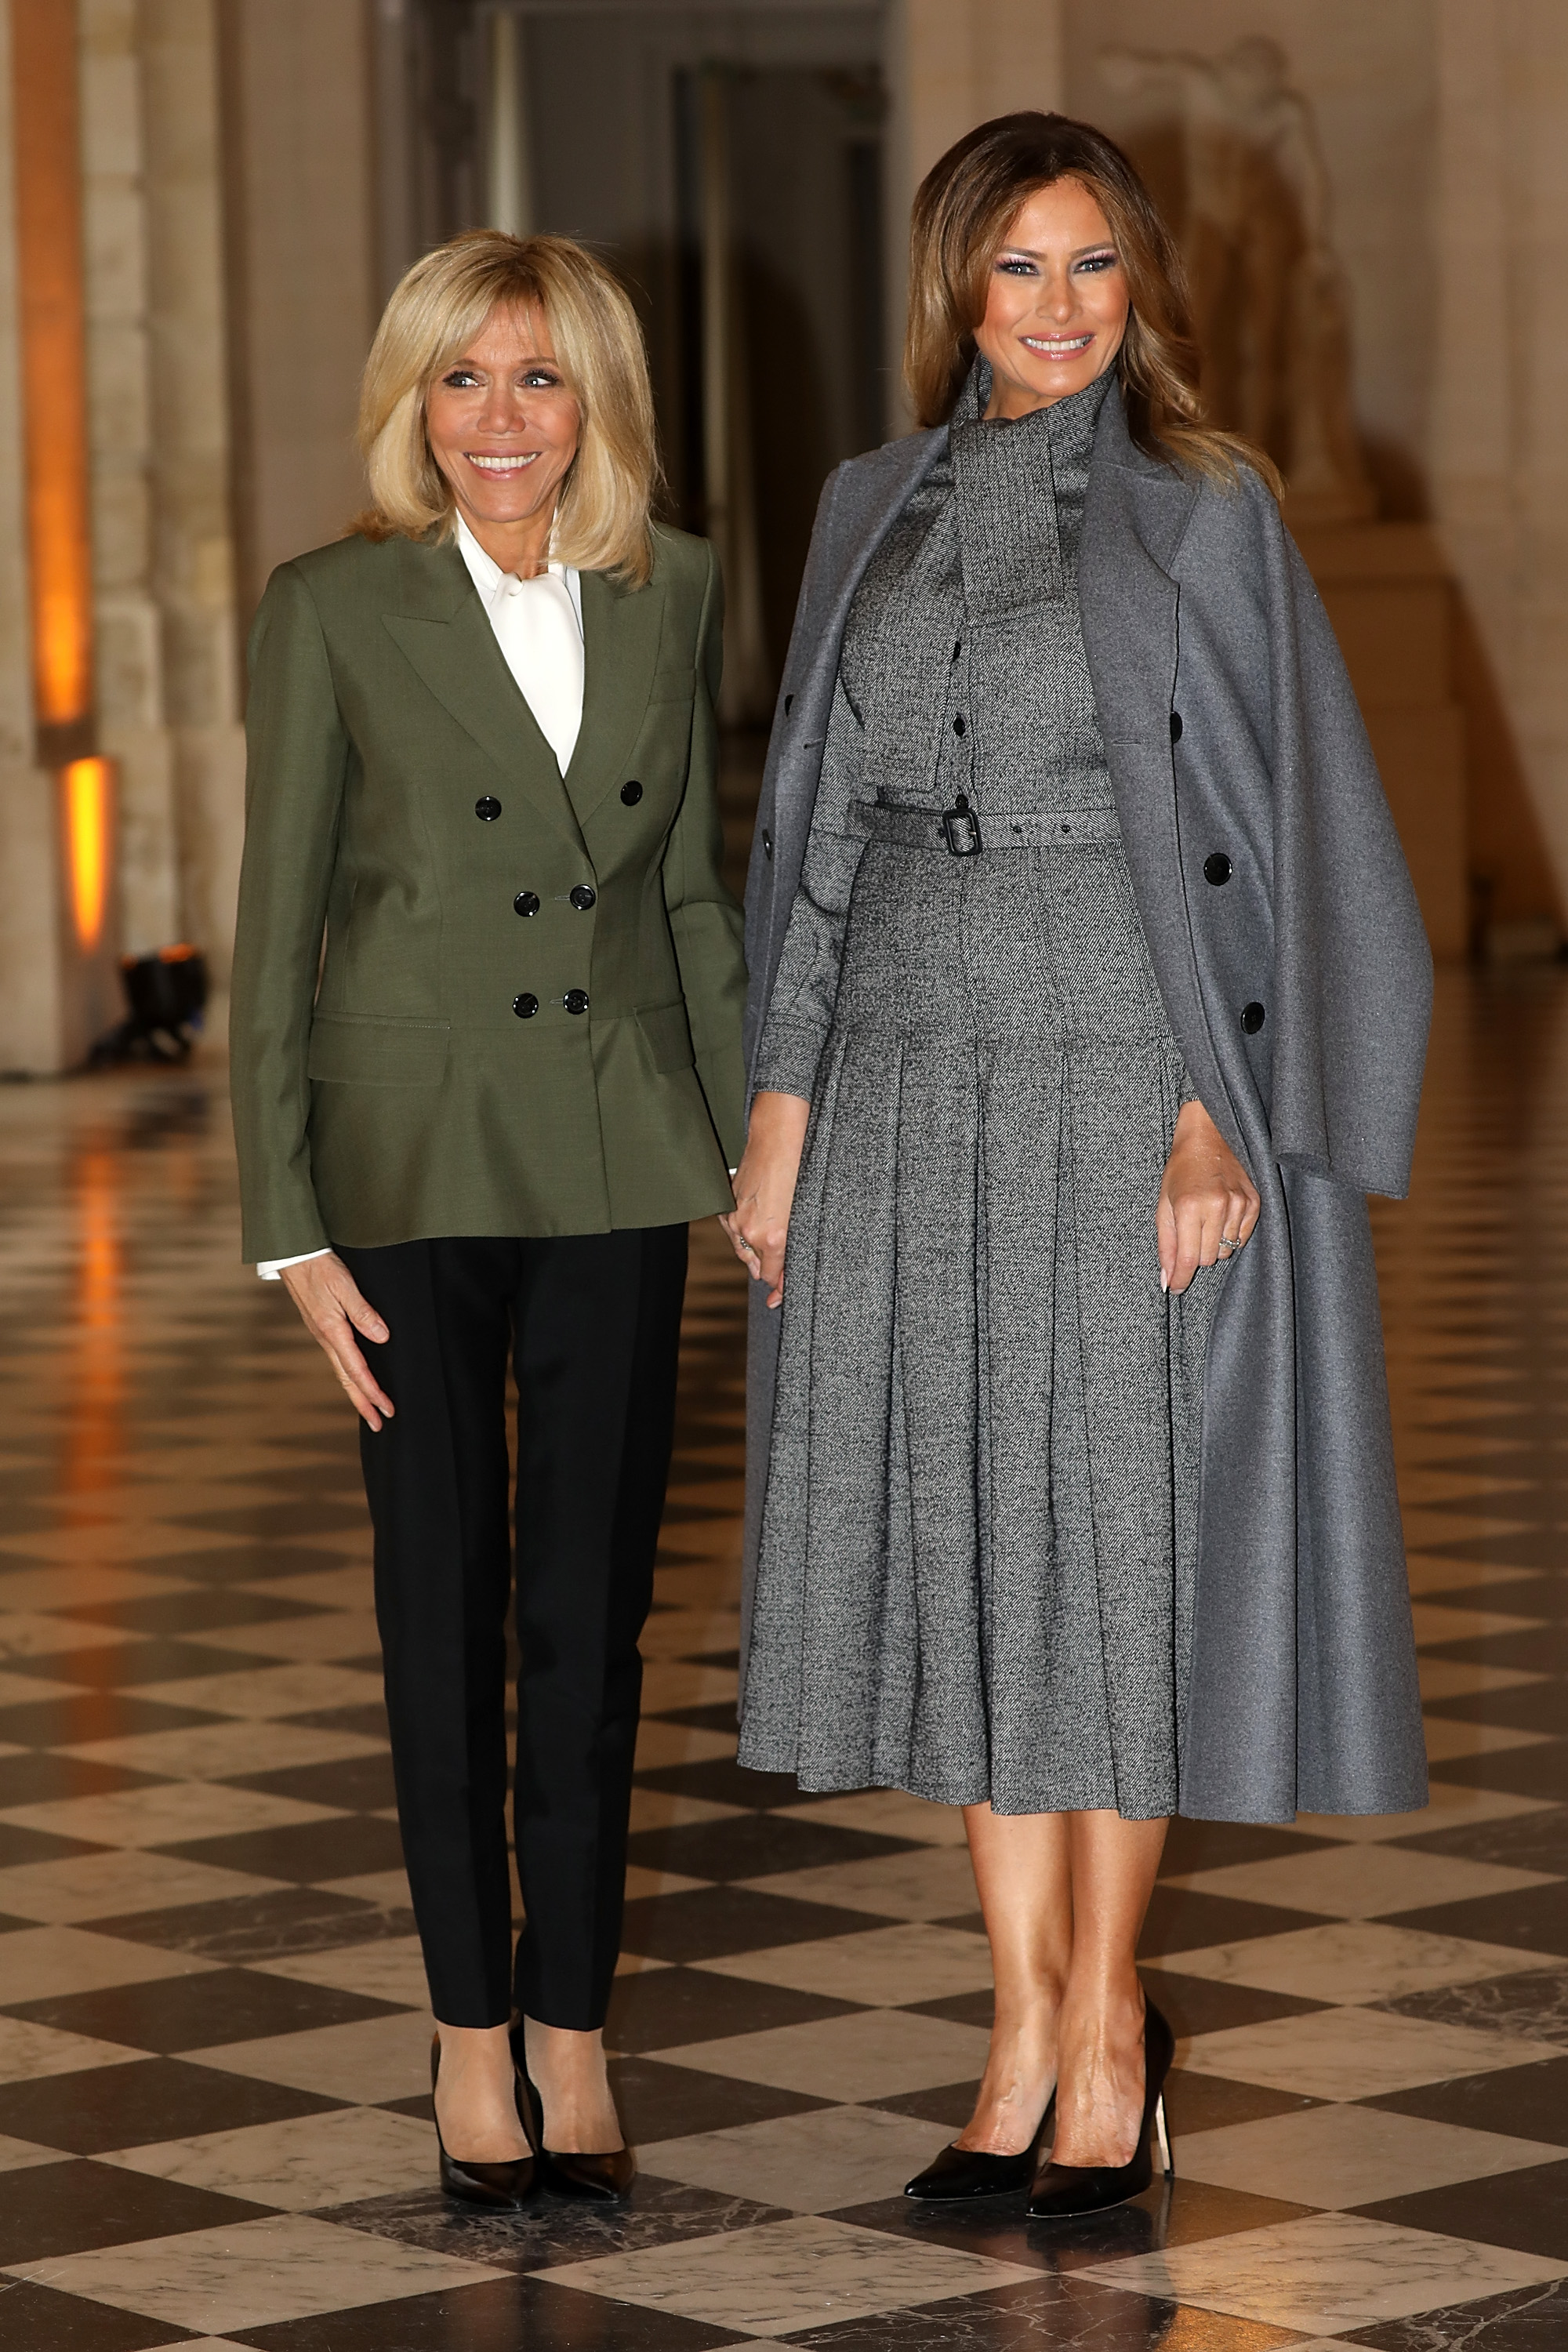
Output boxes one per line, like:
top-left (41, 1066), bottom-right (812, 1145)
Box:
top-left (257, 1247), bottom-right (333, 1280)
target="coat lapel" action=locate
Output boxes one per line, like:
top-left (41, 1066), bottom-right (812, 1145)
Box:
top-left (791, 430), bottom-right (947, 746)
top-left (1079, 396), bottom-right (1238, 1145)
top-left (562, 566), bottom-right (665, 828)
top-left (381, 542), bottom-right (588, 857)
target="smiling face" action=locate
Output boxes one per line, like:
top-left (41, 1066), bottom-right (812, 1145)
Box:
top-left (424, 302), bottom-right (581, 572)
top-left (973, 179), bottom-right (1131, 422)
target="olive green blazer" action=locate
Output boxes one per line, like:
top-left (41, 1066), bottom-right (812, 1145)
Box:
top-left (229, 524), bottom-right (746, 1262)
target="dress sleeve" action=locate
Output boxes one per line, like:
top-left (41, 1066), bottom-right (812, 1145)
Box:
top-left (749, 673), bottom-right (867, 1102)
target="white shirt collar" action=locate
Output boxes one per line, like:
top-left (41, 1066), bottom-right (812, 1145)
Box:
top-left (456, 513), bottom-right (582, 632)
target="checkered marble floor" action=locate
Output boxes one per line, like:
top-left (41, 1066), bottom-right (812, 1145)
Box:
top-left (0, 965), bottom-right (1565, 2350)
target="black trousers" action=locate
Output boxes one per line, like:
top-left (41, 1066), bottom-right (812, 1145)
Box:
top-left (339, 1228), bottom-right (688, 2031)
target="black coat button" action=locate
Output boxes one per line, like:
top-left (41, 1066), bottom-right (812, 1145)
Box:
top-left (1203, 853), bottom-right (1232, 886)
top-left (513, 993), bottom-right (538, 1018)
top-left (620, 780), bottom-right (643, 805)
top-left (564, 989), bottom-right (590, 1015)
top-left (953, 714), bottom-right (967, 737)
top-left (475, 796), bottom-right (502, 822)
top-left (514, 891), bottom-right (540, 916)
top-left (1241, 1001), bottom-right (1265, 1034)
top-left (1170, 711), bottom-right (1183, 742)
top-left (762, 827), bottom-right (773, 860)
top-left (569, 884), bottom-right (597, 912)
top-left (783, 693), bottom-right (794, 715)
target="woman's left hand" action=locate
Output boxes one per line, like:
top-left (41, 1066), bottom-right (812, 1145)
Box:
top-left (1157, 1098), bottom-right (1260, 1295)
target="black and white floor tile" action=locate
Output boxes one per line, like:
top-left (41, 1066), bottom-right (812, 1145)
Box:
top-left (0, 964), bottom-right (1565, 2348)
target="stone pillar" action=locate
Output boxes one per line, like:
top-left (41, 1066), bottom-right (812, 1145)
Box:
top-left (81, 0), bottom-right (176, 956)
top-left (2, 0), bottom-right (125, 1069)
top-left (0, 0), bottom-right (65, 1069)
top-left (78, 0), bottom-right (245, 996)
top-left (892, 0), bottom-right (1065, 187)
top-left (883, 0), bottom-right (1065, 426)
top-left (219, 0), bottom-right (379, 615)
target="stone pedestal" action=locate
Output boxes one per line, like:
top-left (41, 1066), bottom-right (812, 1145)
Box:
top-left (1294, 523), bottom-right (1469, 960)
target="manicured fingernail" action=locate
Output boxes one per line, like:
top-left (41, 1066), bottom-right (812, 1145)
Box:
top-left (1160, 1272), bottom-right (1169, 1292)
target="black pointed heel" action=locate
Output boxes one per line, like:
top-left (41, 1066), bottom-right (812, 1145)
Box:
top-left (904, 2092), bottom-right (1057, 2202)
top-left (513, 2029), bottom-right (636, 2204)
top-left (430, 2034), bottom-right (537, 2211)
top-left (1026, 1999), bottom-right (1175, 2221)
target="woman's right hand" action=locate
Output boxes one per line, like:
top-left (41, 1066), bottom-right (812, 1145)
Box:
top-left (720, 1091), bottom-right (811, 1308)
top-left (280, 1254), bottom-right (396, 1431)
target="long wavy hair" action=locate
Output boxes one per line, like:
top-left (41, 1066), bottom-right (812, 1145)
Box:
top-left (354, 230), bottom-right (659, 584)
top-left (906, 111), bottom-right (1283, 496)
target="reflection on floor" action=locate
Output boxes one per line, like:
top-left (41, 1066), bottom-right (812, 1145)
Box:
top-left (0, 967), bottom-right (1565, 2349)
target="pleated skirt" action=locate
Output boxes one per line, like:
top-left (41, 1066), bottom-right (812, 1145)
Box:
top-left (738, 825), bottom-right (1226, 1818)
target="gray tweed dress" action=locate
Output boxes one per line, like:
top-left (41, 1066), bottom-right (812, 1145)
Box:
top-left (737, 366), bottom-right (1225, 1820)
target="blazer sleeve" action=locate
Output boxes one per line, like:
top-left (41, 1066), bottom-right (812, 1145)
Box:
top-left (228, 562), bottom-right (350, 1264)
top-left (662, 541), bottom-right (748, 1166)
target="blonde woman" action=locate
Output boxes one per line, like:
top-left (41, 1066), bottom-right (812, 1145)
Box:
top-left (728, 114), bottom-right (1428, 2217)
top-left (230, 231), bottom-right (745, 2209)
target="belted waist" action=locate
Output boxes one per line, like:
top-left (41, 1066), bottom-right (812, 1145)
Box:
top-left (848, 801), bottom-right (1123, 850)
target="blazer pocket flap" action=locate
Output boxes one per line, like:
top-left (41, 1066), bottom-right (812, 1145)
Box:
top-left (648, 666), bottom-right (696, 704)
top-left (308, 1014), bottom-right (449, 1085)
top-left (636, 1000), bottom-right (695, 1073)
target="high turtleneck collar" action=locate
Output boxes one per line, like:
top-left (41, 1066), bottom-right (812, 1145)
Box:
top-left (945, 358), bottom-right (1112, 614)
top-left (950, 352), bottom-right (1115, 456)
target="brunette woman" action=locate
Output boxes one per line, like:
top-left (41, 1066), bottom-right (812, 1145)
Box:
top-left (725, 115), bottom-right (1428, 2219)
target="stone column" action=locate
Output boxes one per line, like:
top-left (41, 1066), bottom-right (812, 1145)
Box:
top-left (218, 0), bottom-right (379, 613)
top-left (0, 0), bottom-right (65, 1069)
top-left (81, 0), bottom-right (176, 956)
top-left (138, 0), bottom-right (245, 981)
top-left (78, 0), bottom-right (246, 996)
top-left (883, 0), bottom-right (1065, 425)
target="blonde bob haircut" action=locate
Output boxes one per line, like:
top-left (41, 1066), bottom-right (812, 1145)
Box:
top-left (906, 111), bottom-right (1283, 498)
top-left (356, 229), bottom-right (659, 586)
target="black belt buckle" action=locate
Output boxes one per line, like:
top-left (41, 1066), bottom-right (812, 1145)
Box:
top-left (943, 796), bottom-right (982, 856)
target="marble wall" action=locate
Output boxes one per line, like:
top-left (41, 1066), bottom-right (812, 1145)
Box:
top-left (1428, 0), bottom-right (1568, 936)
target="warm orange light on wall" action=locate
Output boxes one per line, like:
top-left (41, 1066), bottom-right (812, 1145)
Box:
top-left (64, 758), bottom-right (110, 950)
top-left (10, 0), bottom-right (94, 753)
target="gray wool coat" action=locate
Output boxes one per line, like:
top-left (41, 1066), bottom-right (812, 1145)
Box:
top-left (741, 383), bottom-right (1432, 1824)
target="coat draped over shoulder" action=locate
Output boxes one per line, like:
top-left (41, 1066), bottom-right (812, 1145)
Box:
top-left (741, 387), bottom-right (1432, 1825)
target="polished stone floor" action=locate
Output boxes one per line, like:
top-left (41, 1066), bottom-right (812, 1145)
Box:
top-left (0, 966), bottom-right (1565, 2349)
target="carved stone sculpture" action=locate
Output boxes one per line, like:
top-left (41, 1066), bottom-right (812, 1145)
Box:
top-left (1101, 36), bottom-right (1375, 521)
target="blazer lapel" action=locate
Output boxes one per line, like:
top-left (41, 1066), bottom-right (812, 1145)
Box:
top-left (381, 543), bottom-right (589, 857)
top-left (1079, 397), bottom-right (1236, 1137)
top-left (562, 567), bottom-right (665, 828)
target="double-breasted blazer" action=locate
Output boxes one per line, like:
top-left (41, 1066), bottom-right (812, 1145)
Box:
top-left (742, 385), bottom-right (1432, 1824)
top-left (230, 524), bottom-right (746, 1263)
